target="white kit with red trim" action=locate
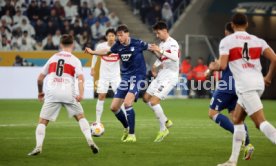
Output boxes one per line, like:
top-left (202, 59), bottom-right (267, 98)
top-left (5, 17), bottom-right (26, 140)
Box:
top-left (219, 31), bottom-right (270, 93)
top-left (156, 36), bottom-right (180, 81)
top-left (96, 42), bottom-right (120, 79)
top-left (41, 51), bottom-right (83, 103)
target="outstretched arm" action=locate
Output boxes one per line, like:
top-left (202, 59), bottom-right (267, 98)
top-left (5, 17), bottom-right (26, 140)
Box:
top-left (84, 47), bottom-right (111, 56)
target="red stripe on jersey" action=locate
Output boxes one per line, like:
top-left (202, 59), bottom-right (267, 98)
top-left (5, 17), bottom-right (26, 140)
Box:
top-left (160, 49), bottom-right (181, 61)
top-left (48, 62), bottom-right (75, 77)
top-left (229, 47), bottom-right (242, 61)
top-left (229, 47), bottom-right (262, 62)
top-left (101, 54), bottom-right (120, 62)
top-left (249, 47), bottom-right (262, 59)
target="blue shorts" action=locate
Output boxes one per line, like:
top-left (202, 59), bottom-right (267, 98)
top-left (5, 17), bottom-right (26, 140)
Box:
top-left (114, 75), bottom-right (146, 102)
top-left (209, 91), bottom-right (238, 112)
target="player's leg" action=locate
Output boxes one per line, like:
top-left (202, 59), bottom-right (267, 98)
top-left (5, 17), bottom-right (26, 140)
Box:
top-left (74, 113), bottom-right (99, 154)
top-left (95, 79), bottom-right (109, 123)
top-left (218, 103), bottom-right (247, 166)
top-left (28, 102), bottom-right (61, 156)
top-left (96, 93), bottom-right (106, 123)
top-left (112, 78), bottom-right (126, 113)
top-left (65, 102), bottom-right (99, 154)
top-left (208, 92), bottom-right (234, 134)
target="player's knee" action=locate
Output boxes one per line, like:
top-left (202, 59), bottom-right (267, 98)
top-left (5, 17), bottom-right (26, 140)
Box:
top-left (149, 97), bottom-right (160, 106)
top-left (124, 101), bottom-right (132, 108)
top-left (110, 104), bottom-right (120, 112)
top-left (142, 95), bottom-right (149, 103)
top-left (208, 109), bottom-right (218, 120)
top-left (98, 94), bottom-right (106, 100)
top-left (74, 114), bottom-right (84, 121)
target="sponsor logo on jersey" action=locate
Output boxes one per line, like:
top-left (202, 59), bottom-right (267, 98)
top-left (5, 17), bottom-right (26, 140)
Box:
top-left (121, 54), bottom-right (132, 61)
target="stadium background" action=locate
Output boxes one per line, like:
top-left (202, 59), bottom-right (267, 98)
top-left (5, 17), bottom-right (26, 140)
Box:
top-left (0, 0), bottom-right (276, 166)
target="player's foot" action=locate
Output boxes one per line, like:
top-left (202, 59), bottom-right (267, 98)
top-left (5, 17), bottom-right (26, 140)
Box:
top-left (217, 161), bottom-right (236, 166)
top-left (165, 119), bottom-right (173, 128)
top-left (121, 128), bottom-right (128, 141)
top-left (243, 144), bottom-right (254, 160)
top-left (90, 144), bottom-right (99, 154)
top-left (154, 129), bottom-right (169, 142)
top-left (28, 147), bottom-right (42, 156)
top-left (123, 134), bottom-right (136, 143)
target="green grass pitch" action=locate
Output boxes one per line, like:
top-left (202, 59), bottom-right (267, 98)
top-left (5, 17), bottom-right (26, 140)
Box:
top-left (0, 99), bottom-right (275, 166)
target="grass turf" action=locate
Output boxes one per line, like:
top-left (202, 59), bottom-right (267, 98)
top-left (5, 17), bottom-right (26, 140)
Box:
top-left (0, 99), bottom-right (275, 166)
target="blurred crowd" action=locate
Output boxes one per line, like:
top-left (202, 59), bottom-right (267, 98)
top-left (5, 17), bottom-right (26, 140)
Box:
top-left (126, 0), bottom-right (191, 29)
top-left (0, 0), bottom-right (120, 51)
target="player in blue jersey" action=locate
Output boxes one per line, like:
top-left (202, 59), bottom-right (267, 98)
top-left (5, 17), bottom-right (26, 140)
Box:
top-left (85, 25), bottom-right (150, 142)
top-left (207, 22), bottom-right (254, 160)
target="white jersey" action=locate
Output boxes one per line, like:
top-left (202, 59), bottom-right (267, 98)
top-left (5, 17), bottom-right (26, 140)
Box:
top-left (154, 36), bottom-right (180, 81)
top-left (219, 31), bottom-right (270, 93)
top-left (92, 42), bottom-right (120, 80)
top-left (41, 51), bottom-right (83, 103)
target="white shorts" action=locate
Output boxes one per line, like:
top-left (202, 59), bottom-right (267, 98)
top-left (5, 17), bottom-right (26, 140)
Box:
top-left (40, 101), bottom-right (84, 121)
top-left (146, 78), bottom-right (177, 100)
top-left (237, 90), bottom-right (264, 116)
top-left (96, 78), bottom-right (121, 94)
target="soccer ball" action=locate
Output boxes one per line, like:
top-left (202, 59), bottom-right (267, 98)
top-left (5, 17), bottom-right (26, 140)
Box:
top-left (90, 122), bottom-right (105, 137)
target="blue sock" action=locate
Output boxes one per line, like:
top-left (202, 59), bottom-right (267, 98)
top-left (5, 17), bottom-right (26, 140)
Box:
top-left (244, 123), bottom-right (250, 146)
top-left (214, 114), bottom-right (234, 133)
top-left (126, 107), bottom-right (135, 134)
top-left (114, 109), bottom-right (129, 129)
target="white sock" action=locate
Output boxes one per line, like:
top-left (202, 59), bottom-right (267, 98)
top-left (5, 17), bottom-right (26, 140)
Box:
top-left (35, 123), bottom-right (46, 149)
top-left (79, 118), bottom-right (94, 146)
top-left (96, 100), bottom-right (104, 123)
top-left (229, 124), bottom-right (246, 163)
top-left (150, 103), bottom-right (168, 131)
top-left (260, 121), bottom-right (276, 144)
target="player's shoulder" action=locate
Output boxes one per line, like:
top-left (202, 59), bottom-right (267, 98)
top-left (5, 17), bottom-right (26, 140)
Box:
top-left (131, 37), bottom-right (146, 45)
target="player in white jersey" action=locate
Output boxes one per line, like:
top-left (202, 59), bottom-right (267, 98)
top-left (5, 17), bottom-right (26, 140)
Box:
top-left (90, 29), bottom-right (122, 123)
top-left (28, 35), bottom-right (99, 156)
top-left (209, 13), bottom-right (276, 166)
top-left (144, 21), bottom-right (179, 142)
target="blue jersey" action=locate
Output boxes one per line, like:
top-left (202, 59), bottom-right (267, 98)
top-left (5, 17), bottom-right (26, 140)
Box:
top-left (110, 38), bottom-right (148, 78)
top-left (216, 65), bottom-right (236, 94)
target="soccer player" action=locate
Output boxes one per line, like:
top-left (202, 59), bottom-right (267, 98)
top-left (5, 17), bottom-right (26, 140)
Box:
top-left (90, 29), bottom-right (122, 123)
top-left (210, 13), bottom-right (276, 166)
top-left (85, 25), bottom-right (150, 142)
top-left (28, 34), bottom-right (99, 156)
top-left (143, 21), bottom-right (178, 142)
top-left (207, 22), bottom-right (254, 160)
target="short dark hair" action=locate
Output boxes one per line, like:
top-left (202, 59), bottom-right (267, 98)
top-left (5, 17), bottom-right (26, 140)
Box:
top-left (60, 34), bottom-right (74, 46)
top-left (231, 13), bottom-right (248, 26)
top-left (116, 24), bottom-right (129, 33)
top-left (106, 28), bottom-right (116, 36)
top-left (152, 21), bottom-right (168, 30)
top-left (225, 22), bottom-right (234, 33)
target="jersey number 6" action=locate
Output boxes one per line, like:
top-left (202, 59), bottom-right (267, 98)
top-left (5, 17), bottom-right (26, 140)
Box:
top-left (56, 59), bottom-right (65, 76)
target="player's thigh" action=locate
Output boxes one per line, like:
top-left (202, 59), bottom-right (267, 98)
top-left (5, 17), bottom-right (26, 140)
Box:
top-left (110, 98), bottom-right (124, 112)
top-left (143, 92), bottom-right (152, 103)
top-left (40, 102), bottom-right (62, 121)
top-left (153, 80), bottom-right (176, 100)
top-left (146, 79), bottom-right (158, 97)
top-left (63, 102), bottom-right (84, 118)
top-left (96, 79), bottom-right (110, 94)
top-left (237, 90), bottom-right (264, 117)
top-left (232, 103), bottom-right (247, 125)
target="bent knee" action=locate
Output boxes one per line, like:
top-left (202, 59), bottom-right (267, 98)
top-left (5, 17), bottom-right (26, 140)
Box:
top-left (208, 109), bottom-right (218, 120)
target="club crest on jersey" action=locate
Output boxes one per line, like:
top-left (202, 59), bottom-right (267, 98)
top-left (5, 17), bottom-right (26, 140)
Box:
top-left (130, 47), bottom-right (135, 51)
top-left (121, 54), bottom-right (132, 61)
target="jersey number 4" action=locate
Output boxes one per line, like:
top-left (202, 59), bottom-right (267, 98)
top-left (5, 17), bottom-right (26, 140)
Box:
top-left (242, 42), bottom-right (250, 61)
top-left (56, 59), bottom-right (65, 76)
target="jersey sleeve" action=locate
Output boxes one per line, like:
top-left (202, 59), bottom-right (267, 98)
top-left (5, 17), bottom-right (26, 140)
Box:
top-left (110, 41), bottom-right (119, 53)
top-left (219, 38), bottom-right (229, 56)
top-left (139, 40), bottom-right (149, 51)
top-left (260, 39), bottom-right (270, 54)
top-left (75, 59), bottom-right (84, 77)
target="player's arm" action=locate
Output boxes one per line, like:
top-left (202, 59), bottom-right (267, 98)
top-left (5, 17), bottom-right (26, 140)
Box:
top-left (90, 55), bottom-right (98, 77)
top-left (149, 44), bottom-right (178, 61)
top-left (152, 59), bottom-right (161, 77)
top-left (263, 47), bottom-right (276, 86)
top-left (209, 38), bottom-right (229, 71)
top-left (76, 74), bottom-right (84, 102)
top-left (84, 47), bottom-right (111, 56)
top-left (37, 73), bottom-right (46, 102)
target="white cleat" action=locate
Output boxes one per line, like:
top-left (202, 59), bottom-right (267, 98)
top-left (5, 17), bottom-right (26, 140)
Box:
top-left (28, 147), bottom-right (42, 156)
top-left (217, 161), bottom-right (236, 166)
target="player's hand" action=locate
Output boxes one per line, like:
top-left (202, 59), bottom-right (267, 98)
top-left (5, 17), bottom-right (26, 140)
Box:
top-left (149, 44), bottom-right (160, 52)
top-left (75, 95), bottom-right (83, 102)
top-left (209, 61), bottom-right (219, 71)
top-left (84, 47), bottom-right (94, 54)
top-left (264, 76), bottom-right (272, 86)
top-left (90, 68), bottom-right (95, 77)
top-left (38, 92), bottom-right (44, 102)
